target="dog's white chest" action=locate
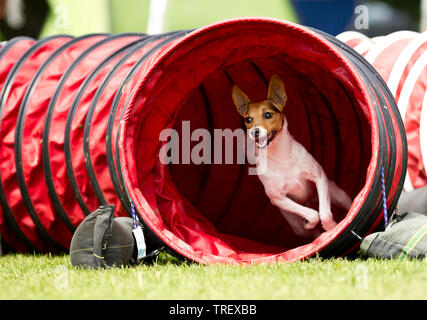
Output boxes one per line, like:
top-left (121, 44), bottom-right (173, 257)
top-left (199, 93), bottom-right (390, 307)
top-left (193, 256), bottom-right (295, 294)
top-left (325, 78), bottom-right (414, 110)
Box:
top-left (258, 157), bottom-right (314, 202)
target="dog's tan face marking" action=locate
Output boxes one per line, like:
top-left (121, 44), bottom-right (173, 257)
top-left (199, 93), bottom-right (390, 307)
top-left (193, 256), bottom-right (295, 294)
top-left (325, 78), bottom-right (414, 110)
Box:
top-left (232, 75), bottom-right (287, 148)
top-left (244, 101), bottom-right (283, 132)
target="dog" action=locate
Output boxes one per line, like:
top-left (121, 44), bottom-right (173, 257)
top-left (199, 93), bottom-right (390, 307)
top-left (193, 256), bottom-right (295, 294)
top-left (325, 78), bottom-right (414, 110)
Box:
top-left (232, 74), bottom-right (353, 237)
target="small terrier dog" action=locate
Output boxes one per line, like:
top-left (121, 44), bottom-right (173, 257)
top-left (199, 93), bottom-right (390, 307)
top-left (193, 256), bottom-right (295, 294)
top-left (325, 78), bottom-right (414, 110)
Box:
top-left (232, 75), bottom-right (352, 237)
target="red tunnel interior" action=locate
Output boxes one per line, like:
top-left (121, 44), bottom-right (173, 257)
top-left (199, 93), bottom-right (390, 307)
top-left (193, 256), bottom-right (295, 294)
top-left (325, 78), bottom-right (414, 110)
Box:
top-left (169, 57), bottom-right (372, 253)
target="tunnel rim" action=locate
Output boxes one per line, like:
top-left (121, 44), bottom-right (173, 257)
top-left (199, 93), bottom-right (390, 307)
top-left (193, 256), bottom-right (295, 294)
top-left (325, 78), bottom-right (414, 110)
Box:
top-left (119, 17), bottom-right (380, 264)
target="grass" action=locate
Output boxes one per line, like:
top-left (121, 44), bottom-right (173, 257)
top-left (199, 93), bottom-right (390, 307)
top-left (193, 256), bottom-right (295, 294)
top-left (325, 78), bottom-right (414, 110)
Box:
top-left (0, 253), bottom-right (426, 300)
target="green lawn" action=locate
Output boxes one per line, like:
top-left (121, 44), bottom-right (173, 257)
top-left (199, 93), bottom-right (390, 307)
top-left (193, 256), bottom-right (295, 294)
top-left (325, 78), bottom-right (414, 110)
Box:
top-left (0, 253), bottom-right (426, 300)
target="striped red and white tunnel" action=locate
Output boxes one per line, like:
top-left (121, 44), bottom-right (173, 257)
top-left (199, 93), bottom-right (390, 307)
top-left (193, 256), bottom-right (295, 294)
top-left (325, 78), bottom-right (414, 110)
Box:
top-left (337, 30), bottom-right (427, 192)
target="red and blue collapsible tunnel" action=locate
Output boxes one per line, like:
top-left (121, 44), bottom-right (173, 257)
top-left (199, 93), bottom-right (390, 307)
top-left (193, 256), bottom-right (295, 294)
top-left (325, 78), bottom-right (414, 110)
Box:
top-left (0, 18), bottom-right (406, 264)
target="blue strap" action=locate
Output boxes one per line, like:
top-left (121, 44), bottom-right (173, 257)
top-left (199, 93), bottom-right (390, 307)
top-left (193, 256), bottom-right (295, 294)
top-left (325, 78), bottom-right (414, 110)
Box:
top-left (381, 166), bottom-right (388, 227)
top-left (131, 200), bottom-right (138, 229)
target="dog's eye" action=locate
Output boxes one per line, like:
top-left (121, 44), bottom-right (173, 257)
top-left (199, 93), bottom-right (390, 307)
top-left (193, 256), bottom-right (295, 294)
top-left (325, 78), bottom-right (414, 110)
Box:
top-left (245, 117), bottom-right (252, 124)
top-left (263, 112), bottom-right (273, 119)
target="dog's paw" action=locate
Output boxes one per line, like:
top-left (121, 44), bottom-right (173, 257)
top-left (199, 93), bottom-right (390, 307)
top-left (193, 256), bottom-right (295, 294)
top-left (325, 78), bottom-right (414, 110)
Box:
top-left (321, 218), bottom-right (337, 231)
top-left (304, 216), bottom-right (320, 230)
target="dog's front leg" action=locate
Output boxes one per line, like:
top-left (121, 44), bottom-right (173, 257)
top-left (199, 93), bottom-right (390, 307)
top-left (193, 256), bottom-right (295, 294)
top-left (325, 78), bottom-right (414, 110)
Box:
top-left (272, 196), bottom-right (320, 229)
top-left (314, 172), bottom-right (337, 231)
top-left (279, 208), bottom-right (320, 237)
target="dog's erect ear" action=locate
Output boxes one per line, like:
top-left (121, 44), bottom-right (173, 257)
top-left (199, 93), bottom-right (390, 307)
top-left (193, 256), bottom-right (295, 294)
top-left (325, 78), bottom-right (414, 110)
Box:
top-left (232, 85), bottom-right (251, 116)
top-left (267, 74), bottom-right (287, 112)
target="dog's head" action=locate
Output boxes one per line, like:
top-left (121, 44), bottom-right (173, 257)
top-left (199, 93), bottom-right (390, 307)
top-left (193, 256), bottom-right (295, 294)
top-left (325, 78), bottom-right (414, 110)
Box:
top-left (232, 74), bottom-right (287, 148)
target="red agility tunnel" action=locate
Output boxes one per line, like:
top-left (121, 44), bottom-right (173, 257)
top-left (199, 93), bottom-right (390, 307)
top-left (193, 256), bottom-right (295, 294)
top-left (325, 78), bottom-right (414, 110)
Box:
top-left (0, 18), bottom-right (406, 264)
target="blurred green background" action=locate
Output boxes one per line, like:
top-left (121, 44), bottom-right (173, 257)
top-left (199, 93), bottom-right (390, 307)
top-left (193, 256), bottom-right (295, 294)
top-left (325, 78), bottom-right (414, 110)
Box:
top-left (0, 0), bottom-right (423, 40)
top-left (41, 0), bottom-right (297, 37)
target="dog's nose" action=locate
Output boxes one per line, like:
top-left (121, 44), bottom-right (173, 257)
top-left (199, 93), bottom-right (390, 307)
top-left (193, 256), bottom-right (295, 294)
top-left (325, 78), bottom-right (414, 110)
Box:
top-left (251, 128), bottom-right (261, 138)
